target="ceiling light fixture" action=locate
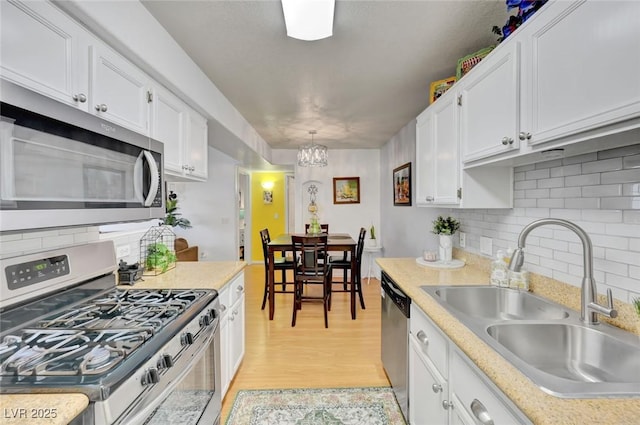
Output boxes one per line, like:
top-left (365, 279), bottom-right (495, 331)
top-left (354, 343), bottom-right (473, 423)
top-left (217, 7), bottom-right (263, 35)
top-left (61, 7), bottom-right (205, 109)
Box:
top-left (281, 0), bottom-right (335, 41)
top-left (297, 130), bottom-right (328, 167)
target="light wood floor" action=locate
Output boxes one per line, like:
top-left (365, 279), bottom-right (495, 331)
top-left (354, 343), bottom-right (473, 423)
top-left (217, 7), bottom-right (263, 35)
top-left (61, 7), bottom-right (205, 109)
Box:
top-left (221, 264), bottom-right (390, 421)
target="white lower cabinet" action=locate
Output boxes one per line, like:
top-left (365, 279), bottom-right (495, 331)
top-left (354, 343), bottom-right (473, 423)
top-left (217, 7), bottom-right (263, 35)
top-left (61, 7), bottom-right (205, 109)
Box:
top-left (409, 304), bottom-right (531, 425)
top-left (218, 272), bottom-right (245, 400)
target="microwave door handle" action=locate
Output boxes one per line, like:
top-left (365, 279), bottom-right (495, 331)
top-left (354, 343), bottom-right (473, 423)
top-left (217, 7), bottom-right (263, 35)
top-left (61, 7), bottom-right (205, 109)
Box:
top-left (141, 150), bottom-right (159, 207)
top-left (133, 152), bottom-right (144, 204)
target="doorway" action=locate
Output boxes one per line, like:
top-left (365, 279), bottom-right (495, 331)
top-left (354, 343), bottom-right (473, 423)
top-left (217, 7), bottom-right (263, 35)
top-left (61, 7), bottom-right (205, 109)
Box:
top-left (237, 170), bottom-right (249, 261)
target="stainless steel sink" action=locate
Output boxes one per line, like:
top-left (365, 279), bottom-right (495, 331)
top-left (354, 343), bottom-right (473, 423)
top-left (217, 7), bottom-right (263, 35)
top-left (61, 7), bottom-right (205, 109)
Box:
top-left (422, 285), bottom-right (570, 320)
top-left (486, 323), bottom-right (640, 397)
top-left (420, 285), bottom-right (640, 397)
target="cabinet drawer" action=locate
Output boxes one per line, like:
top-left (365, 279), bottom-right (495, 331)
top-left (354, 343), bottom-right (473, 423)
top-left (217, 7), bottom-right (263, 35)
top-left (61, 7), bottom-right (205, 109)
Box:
top-left (229, 272), bottom-right (245, 305)
top-left (451, 349), bottom-right (530, 425)
top-left (410, 303), bottom-right (448, 377)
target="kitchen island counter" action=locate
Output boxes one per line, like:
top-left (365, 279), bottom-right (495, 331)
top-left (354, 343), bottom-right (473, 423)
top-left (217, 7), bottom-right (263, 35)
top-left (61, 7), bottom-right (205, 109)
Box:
top-left (377, 255), bottom-right (640, 425)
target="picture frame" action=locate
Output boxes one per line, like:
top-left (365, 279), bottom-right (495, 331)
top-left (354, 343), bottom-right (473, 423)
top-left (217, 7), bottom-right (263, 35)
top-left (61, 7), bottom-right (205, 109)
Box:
top-left (429, 76), bottom-right (456, 104)
top-left (393, 162), bottom-right (411, 206)
top-left (333, 177), bottom-right (360, 204)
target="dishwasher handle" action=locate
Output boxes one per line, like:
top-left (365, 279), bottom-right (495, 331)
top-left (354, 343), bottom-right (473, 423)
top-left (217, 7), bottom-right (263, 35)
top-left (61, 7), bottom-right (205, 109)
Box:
top-left (381, 271), bottom-right (410, 317)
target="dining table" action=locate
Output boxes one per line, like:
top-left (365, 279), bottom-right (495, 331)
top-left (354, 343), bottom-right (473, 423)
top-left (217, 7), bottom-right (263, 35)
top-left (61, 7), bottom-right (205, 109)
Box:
top-left (267, 233), bottom-right (358, 321)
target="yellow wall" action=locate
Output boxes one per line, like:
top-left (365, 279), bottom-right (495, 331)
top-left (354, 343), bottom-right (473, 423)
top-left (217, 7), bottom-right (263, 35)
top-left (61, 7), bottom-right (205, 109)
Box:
top-left (251, 172), bottom-right (287, 262)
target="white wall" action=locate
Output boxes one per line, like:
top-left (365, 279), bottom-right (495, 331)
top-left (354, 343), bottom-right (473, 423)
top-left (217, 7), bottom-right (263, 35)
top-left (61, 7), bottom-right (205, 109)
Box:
top-left (167, 146), bottom-right (240, 261)
top-left (294, 149), bottom-right (381, 240)
top-left (379, 119), bottom-right (442, 259)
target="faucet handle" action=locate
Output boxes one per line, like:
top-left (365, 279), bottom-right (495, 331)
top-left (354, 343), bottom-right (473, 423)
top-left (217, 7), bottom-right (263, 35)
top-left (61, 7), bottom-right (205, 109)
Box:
top-left (605, 288), bottom-right (618, 318)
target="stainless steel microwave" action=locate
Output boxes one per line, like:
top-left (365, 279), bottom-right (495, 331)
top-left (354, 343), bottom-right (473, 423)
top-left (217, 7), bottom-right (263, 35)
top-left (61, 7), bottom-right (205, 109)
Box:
top-left (0, 80), bottom-right (164, 232)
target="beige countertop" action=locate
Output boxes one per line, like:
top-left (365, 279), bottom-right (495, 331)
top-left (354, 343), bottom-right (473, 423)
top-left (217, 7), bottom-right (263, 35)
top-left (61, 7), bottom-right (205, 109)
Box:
top-left (0, 261), bottom-right (246, 425)
top-left (0, 394), bottom-right (88, 425)
top-left (377, 253), bottom-right (640, 425)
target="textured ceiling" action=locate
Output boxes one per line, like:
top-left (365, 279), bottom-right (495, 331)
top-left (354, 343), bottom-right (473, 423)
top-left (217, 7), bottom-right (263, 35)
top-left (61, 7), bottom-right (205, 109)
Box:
top-left (142, 0), bottom-right (509, 150)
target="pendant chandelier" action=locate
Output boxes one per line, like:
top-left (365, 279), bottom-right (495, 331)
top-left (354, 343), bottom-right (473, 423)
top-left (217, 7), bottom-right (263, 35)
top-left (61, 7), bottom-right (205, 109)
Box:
top-left (297, 130), bottom-right (328, 167)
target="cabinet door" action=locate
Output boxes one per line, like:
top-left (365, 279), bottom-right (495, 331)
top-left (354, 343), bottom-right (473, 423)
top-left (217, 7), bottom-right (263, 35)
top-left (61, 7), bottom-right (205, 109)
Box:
top-left (431, 93), bottom-right (460, 204)
top-left (229, 294), bottom-right (245, 376)
top-left (185, 111), bottom-right (208, 180)
top-left (460, 42), bottom-right (520, 163)
top-left (449, 393), bottom-right (475, 425)
top-left (415, 90), bottom-right (460, 207)
top-left (415, 109), bottom-right (435, 206)
top-left (89, 43), bottom-right (150, 134)
top-left (521, 1), bottom-right (640, 146)
top-left (151, 85), bottom-right (186, 175)
top-left (409, 334), bottom-right (448, 425)
top-left (1, 0), bottom-right (89, 110)
top-left (220, 312), bottom-right (230, 399)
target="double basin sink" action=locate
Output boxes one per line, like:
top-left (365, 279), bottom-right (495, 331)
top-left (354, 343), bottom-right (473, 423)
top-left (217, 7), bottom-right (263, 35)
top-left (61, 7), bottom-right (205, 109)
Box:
top-left (421, 285), bottom-right (640, 398)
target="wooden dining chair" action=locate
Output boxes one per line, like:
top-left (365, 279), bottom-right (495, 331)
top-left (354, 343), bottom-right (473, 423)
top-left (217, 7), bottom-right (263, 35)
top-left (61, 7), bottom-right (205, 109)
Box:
top-left (259, 228), bottom-right (294, 310)
top-left (291, 234), bottom-right (332, 328)
top-left (329, 227), bottom-right (367, 310)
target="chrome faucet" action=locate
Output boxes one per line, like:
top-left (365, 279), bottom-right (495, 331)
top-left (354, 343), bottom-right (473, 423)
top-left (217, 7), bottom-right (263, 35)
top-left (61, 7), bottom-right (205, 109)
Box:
top-left (508, 218), bottom-right (617, 325)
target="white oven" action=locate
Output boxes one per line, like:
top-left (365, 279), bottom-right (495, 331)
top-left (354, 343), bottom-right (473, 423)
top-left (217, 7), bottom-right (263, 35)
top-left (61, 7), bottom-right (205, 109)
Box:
top-left (0, 80), bottom-right (164, 232)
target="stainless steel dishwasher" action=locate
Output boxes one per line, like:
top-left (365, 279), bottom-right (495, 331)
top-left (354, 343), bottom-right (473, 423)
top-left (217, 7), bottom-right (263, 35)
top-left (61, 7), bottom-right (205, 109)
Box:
top-left (381, 271), bottom-right (410, 422)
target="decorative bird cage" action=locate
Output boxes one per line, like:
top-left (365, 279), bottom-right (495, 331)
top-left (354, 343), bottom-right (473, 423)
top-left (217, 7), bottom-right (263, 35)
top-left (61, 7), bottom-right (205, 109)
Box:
top-left (140, 225), bottom-right (176, 275)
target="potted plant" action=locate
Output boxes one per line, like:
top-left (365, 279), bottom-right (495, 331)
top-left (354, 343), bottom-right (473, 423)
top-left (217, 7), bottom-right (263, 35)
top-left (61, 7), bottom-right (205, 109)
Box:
top-left (432, 216), bottom-right (460, 262)
top-left (367, 224), bottom-right (377, 247)
top-left (145, 242), bottom-right (176, 274)
top-left (161, 191), bottom-right (192, 229)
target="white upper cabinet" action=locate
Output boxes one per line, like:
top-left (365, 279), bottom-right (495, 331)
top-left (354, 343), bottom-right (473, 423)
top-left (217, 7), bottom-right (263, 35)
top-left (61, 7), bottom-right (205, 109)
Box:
top-left (151, 84), bottom-right (186, 175)
top-left (520, 0), bottom-right (640, 146)
top-left (152, 84), bottom-right (208, 181)
top-left (89, 43), bottom-right (151, 135)
top-left (185, 112), bottom-right (209, 180)
top-left (416, 89), bottom-right (460, 206)
top-left (460, 42), bottom-right (521, 163)
top-left (0, 0), bottom-right (89, 110)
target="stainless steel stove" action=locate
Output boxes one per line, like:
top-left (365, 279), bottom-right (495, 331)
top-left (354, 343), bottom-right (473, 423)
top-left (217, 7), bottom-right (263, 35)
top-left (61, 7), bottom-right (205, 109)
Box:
top-left (0, 241), bottom-right (221, 425)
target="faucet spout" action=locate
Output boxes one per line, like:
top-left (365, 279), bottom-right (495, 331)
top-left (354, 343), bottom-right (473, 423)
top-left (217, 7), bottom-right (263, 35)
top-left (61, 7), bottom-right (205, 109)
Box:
top-left (508, 218), bottom-right (617, 324)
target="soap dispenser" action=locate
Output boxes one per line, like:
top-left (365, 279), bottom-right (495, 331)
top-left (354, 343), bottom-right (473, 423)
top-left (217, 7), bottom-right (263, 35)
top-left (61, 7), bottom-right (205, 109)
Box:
top-left (490, 250), bottom-right (508, 287)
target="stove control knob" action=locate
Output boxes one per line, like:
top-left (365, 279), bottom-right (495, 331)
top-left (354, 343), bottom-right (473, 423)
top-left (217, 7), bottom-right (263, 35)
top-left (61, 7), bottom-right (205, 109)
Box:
top-left (200, 313), bottom-right (212, 327)
top-left (181, 332), bottom-right (194, 346)
top-left (158, 354), bottom-right (174, 369)
top-left (141, 367), bottom-right (160, 386)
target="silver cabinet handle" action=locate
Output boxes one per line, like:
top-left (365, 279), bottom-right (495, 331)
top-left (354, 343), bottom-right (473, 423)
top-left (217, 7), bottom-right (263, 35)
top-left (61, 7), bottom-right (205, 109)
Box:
top-left (425, 196), bottom-right (434, 202)
top-left (501, 136), bottom-right (514, 145)
top-left (519, 132), bottom-right (532, 141)
top-left (220, 304), bottom-right (227, 313)
top-left (236, 285), bottom-right (244, 293)
top-left (189, 166), bottom-right (195, 172)
top-left (416, 330), bottom-right (429, 348)
top-left (471, 399), bottom-right (494, 425)
top-left (95, 104), bottom-right (108, 112)
top-left (72, 93), bottom-right (86, 103)
top-left (442, 400), bottom-right (453, 410)
top-left (432, 383), bottom-right (442, 393)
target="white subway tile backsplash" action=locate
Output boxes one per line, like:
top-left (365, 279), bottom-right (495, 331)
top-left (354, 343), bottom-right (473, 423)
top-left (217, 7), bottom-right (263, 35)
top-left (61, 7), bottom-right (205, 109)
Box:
top-left (630, 265), bottom-right (640, 280)
top-left (622, 210), bottom-right (640, 223)
top-left (593, 258), bottom-right (628, 276)
top-left (525, 188), bottom-right (550, 199)
top-left (562, 152), bottom-right (597, 165)
top-left (550, 164), bottom-right (582, 177)
top-left (600, 197), bottom-right (639, 210)
top-left (537, 198), bottom-right (565, 208)
top-left (590, 234), bottom-right (629, 250)
top-left (601, 169), bottom-right (640, 184)
top-left (623, 153), bottom-right (640, 169)
top-left (537, 177), bottom-right (564, 189)
top-left (581, 184), bottom-right (622, 197)
top-left (629, 239), bottom-right (640, 252)
top-left (598, 144), bottom-right (640, 160)
top-left (565, 198), bottom-right (600, 209)
top-left (525, 169), bottom-right (550, 180)
top-left (622, 183), bottom-right (640, 196)
top-left (565, 173), bottom-right (601, 187)
top-left (539, 257), bottom-right (569, 273)
top-left (605, 248), bottom-right (640, 265)
top-left (535, 159), bottom-right (563, 170)
top-left (0, 238), bottom-right (42, 257)
top-left (549, 208), bottom-right (582, 220)
top-left (540, 238), bottom-right (568, 251)
top-left (515, 180), bottom-right (537, 190)
top-left (550, 187), bottom-right (581, 198)
top-left (514, 199), bottom-right (537, 208)
top-left (581, 209), bottom-right (623, 223)
top-left (42, 235), bottom-right (75, 249)
top-left (581, 158), bottom-right (623, 174)
top-left (605, 223), bottom-right (640, 237)
top-left (554, 251), bottom-right (584, 266)
top-left (605, 275), bottom-right (640, 292)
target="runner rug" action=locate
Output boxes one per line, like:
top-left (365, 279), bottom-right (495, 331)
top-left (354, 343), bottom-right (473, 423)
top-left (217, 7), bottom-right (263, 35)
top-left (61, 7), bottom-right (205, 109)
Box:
top-left (225, 387), bottom-right (405, 425)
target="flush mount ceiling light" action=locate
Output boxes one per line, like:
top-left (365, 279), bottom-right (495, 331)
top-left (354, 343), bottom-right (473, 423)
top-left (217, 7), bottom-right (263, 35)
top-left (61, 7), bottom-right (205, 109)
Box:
top-left (281, 0), bottom-right (335, 41)
top-left (297, 130), bottom-right (328, 167)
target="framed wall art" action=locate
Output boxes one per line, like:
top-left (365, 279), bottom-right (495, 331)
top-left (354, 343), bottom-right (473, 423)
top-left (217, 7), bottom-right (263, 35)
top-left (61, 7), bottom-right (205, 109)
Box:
top-left (393, 162), bottom-right (411, 206)
top-left (333, 177), bottom-right (360, 204)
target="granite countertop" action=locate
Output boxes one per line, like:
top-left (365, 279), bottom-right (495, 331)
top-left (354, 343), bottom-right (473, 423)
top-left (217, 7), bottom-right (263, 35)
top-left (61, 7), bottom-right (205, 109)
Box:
top-left (0, 261), bottom-right (246, 425)
top-left (377, 254), bottom-right (640, 425)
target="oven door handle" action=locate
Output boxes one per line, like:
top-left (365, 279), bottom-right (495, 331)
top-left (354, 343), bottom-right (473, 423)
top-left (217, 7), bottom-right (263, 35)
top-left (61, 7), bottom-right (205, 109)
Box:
top-left (113, 322), bottom-right (218, 425)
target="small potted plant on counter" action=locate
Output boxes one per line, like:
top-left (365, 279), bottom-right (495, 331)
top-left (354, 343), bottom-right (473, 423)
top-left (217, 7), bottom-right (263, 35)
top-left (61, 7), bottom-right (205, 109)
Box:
top-left (432, 216), bottom-right (460, 262)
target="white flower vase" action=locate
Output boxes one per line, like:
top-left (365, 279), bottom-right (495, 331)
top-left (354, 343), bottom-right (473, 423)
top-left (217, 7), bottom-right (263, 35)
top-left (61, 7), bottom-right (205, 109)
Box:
top-left (439, 234), bottom-right (453, 263)
top-left (366, 238), bottom-right (377, 248)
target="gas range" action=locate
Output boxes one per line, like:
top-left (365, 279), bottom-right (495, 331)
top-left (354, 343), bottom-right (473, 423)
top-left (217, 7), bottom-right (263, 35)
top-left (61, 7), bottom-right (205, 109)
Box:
top-left (0, 241), bottom-right (221, 425)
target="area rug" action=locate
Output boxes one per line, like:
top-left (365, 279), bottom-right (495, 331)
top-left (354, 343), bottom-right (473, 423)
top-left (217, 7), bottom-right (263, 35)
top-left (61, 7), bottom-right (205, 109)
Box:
top-left (225, 387), bottom-right (405, 425)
